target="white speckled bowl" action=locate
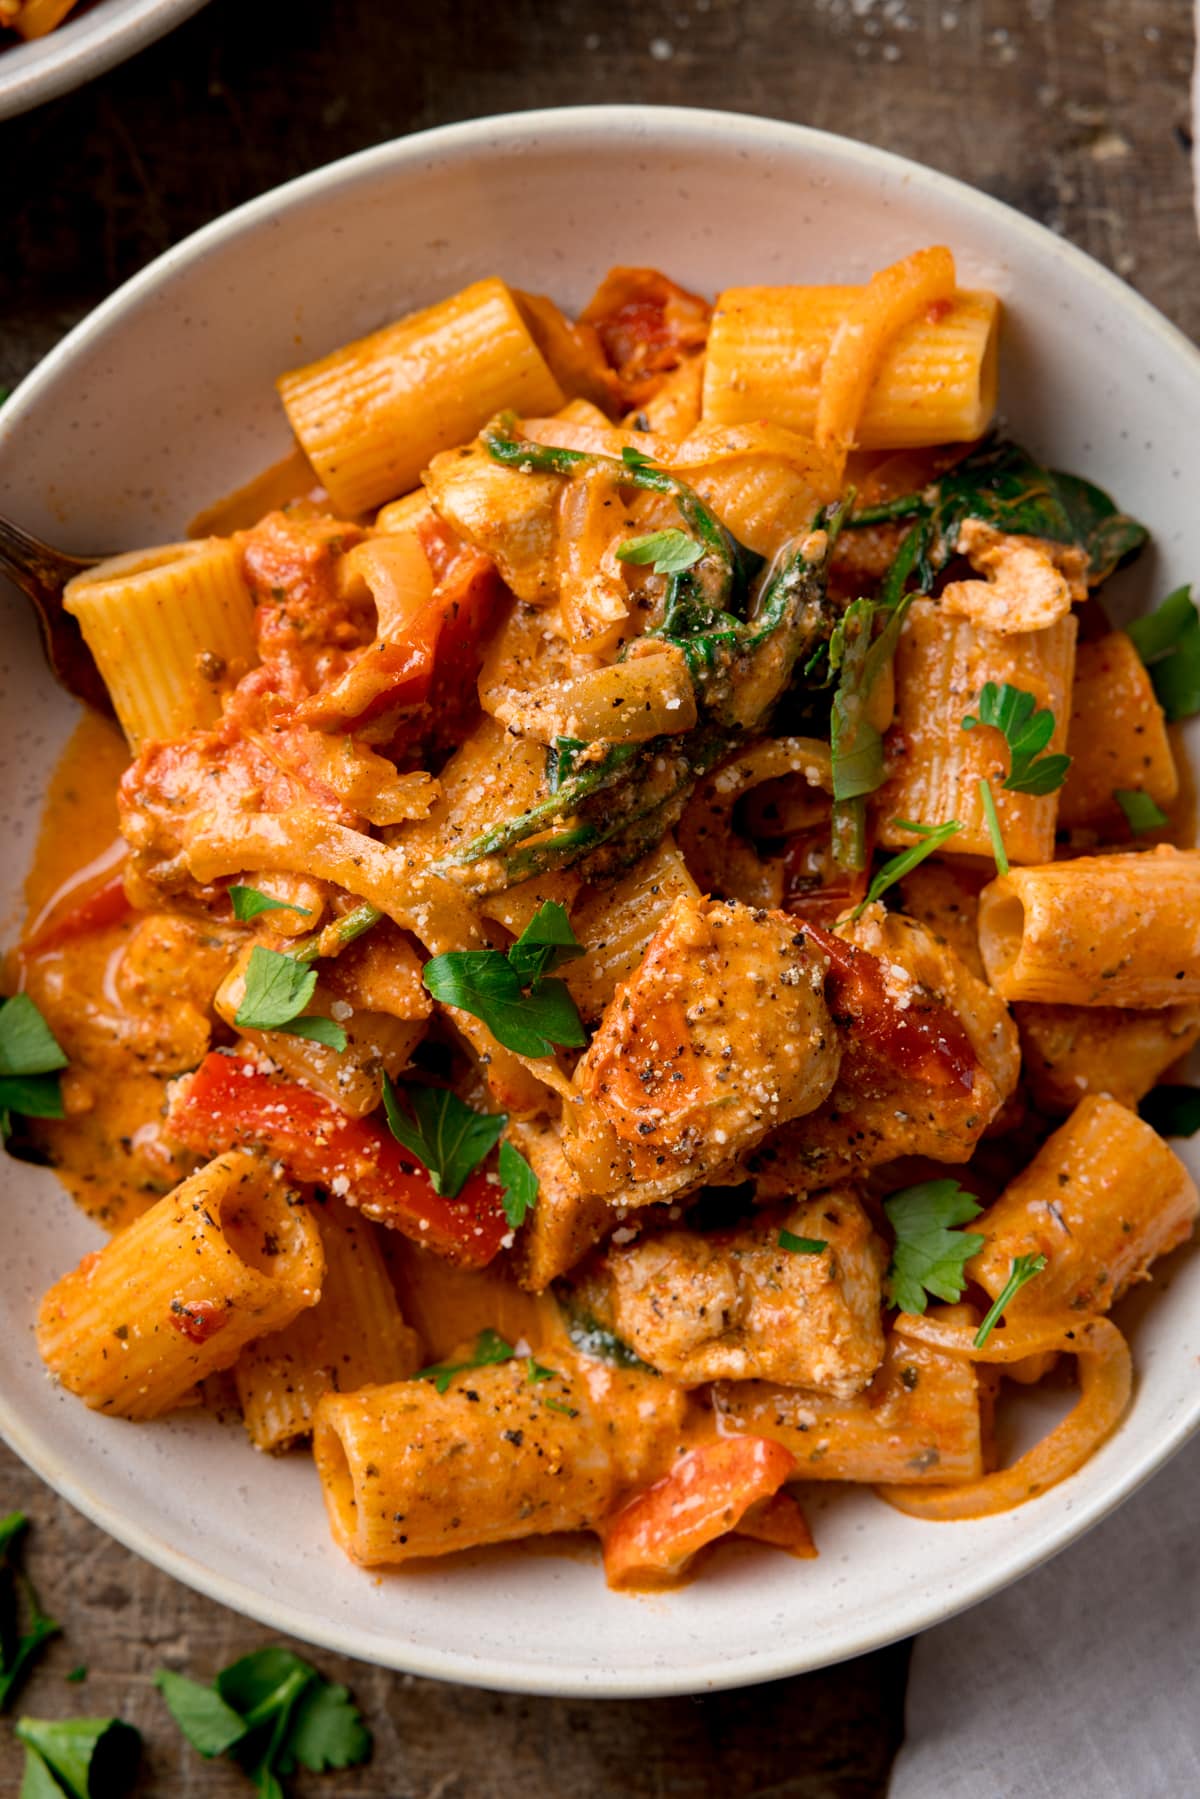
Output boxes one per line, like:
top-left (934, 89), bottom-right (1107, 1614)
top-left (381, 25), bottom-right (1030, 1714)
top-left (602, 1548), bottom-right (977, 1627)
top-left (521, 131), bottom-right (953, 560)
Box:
top-left (1, 107), bottom-right (1198, 1697)
top-left (0, 0), bottom-right (208, 119)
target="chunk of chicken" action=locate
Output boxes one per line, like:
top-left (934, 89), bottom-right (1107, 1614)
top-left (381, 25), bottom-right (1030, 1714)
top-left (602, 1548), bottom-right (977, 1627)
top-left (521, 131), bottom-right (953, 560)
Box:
top-left (508, 1118), bottom-right (628, 1293)
top-left (940, 518), bottom-right (1088, 635)
top-left (750, 905), bottom-right (1019, 1199)
top-left (563, 896), bottom-right (841, 1207)
top-left (573, 1186), bottom-right (887, 1395)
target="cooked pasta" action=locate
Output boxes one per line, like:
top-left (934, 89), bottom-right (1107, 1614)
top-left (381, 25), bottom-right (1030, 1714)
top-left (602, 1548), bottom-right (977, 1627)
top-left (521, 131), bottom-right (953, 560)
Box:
top-left (7, 247), bottom-right (1196, 1594)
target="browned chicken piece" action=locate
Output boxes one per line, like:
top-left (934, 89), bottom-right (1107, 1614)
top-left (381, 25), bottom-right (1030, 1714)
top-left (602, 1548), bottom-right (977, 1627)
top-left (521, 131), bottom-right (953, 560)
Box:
top-left (572, 1186), bottom-right (887, 1395)
top-left (749, 905), bottom-right (1019, 1199)
top-left (508, 1118), bottom-right (629, 1293)
top-left (562, 896), bottom-right (841, 1208)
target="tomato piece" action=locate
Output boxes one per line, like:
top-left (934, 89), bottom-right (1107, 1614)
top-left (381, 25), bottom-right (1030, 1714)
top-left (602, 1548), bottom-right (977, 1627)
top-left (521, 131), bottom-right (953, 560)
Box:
top-left (19, 870), bottom-right (132, 959)
top-left (167, 1053), bottom-right (509, 1267)
top-left (798, 920), bottom-right (977, 1092)
top-left (602, 1436), bottom-right (797, 1590)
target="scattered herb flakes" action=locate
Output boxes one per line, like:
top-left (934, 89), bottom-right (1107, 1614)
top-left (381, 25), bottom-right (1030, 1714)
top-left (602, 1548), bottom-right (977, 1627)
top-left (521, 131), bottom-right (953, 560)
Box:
top-left (778, 1230), bottom-right (828, 1255)
top-left (974, 1253), bottom-right (1047, 1348)
top-left (408, 1329), bottom-right (515, 1395)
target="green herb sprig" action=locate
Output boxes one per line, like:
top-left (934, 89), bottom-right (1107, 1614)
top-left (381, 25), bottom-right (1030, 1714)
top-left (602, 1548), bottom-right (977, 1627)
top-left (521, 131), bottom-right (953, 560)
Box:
top-left (0, 1513), bottom-right (59, 1712)
top-left (234, 947), bottom-right (347, 1053)
top-left (778, 1230), bottom-right (828, 1255)
top-left (15, 1716), bottom-right (141, 1799)
top-left (155, 1646), bottom-right (370, 1797)
top-left (1127, 584), bottom-right (1200, 723)
top-left (423, 901), bottom-right (587, 1059)
top-left (884, 1180), bottom-right (985, 1315)
top-left (229, 886), bottom-right (312, 924)
top-left (382, 1079), bottom-right (506, 1199)
top-left (849, 819), bottom-right (963, 921)
top-left (408, 1328), bottom-right (515, 1394)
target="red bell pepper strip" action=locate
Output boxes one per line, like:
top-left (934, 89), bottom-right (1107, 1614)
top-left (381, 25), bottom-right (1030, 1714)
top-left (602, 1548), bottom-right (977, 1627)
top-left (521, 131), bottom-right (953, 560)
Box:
top-left (19, 869), bottom-right (133, 959)
top-left (602, 1436), bottom-right (797, 1590)
top-left (733, 1489), bottom-right (819, 1559)
top-left (167, 1052), bottom-right (509, 1267)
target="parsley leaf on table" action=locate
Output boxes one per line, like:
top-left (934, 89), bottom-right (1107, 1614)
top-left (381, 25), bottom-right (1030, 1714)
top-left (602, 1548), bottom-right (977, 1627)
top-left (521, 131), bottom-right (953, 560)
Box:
top-left (498, 1139), bottom-right (539, 1228)
top-left (14, 1717), bottom-right (141, 1799)
top-left (961, 681), bottom-right (1071, 796)
top-left (884, 1180), bottom-right (986, 1315)
top-left (408, 1328), bottom-right (515, 1395)
top-left (156, 1646), bottom-right (370, 1795)
top-left (382, 1079), bottom-right (506, 1198)
top-left (423, 902), bottom-right (587, 1059)
top-left (0, 1513), bottom-right (60, 1713)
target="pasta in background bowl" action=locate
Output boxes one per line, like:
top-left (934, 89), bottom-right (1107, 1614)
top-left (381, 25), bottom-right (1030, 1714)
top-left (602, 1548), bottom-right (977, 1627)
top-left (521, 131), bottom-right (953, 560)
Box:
top-left (0, 0), bottom-right (207, 119)
top-left (1, 107), bottom-right (1198, 1695)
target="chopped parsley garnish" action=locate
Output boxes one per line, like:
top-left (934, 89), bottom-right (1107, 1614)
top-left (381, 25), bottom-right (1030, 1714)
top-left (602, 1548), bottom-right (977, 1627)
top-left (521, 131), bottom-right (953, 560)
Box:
top-left (543, 1398), bottom-right (580, 1418)
top-left (1114, 788), bottom-right (1168, 835)
top-left (228, 885), bottom-right (312, 923)
top-left (0, 1513), bottom-right (59, 1711)
top-left (15, 1716), bottom-right (141, 1798)
top-left (526, 1357), bottom-right (560, 1384)
top-left (562, 1310), bottom-right (656, 1373)
top-left (156, 1645), bottom-right (370, 1793)
top-left (382, 1079), bottom-right (506, 1199)
top-left (423, 902), bottom-right (587, 1059)
top-left (65, 1667), bottom-right (87, 1685)
top-left (778, 1229), bottom-right (828, 1255)
top-left (0, 995), bottom-right (68, 1138)
top-left (977, 776), bottom-right (1010, 876)
top-left (884, 1180), bottom-right (985, 1315)
top-left (614, 528), bottom-right (704, 577)
top-left (1139, 1085), bottom-right (1200, 1138)
top-left (1126, 584), bottom-right (1200, 722)
top-left (849, 819), bottom-right (963, 921)
top-left (621, 444), bottom-right (655, 469)
top-left (498, 1140), bottom-right (539, 1229)
top-left (962, 681), bottom-right (1071, 796)
top-left (973, 1253), bottom-right (1047, 1348)
top-left (234, 946), bottom-right (347, 1052)
top-left (408, 1328), bottom-right (515, 1394)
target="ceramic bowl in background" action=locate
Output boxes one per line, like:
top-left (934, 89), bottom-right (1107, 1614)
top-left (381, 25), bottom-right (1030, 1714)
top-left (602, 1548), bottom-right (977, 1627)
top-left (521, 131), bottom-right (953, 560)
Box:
top-left (0, 0), bottom-right (208, 119)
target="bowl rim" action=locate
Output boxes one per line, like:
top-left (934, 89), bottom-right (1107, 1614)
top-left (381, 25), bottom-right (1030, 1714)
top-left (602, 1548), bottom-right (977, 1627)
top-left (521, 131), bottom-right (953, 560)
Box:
top-left (0, 0), bottom-right (209, 122)
top-left (2, 103), bottom-right (1199, 1697)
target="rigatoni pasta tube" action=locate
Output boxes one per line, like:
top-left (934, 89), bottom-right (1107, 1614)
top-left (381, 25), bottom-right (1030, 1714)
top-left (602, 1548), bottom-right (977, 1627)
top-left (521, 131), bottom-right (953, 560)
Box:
top-left (1014, 1001), bottom-right (1200, 1114)
top-left (711, 1323), bottom-right (984, 1485)
top-left (277, 277), bottom-right (564, 516)
top-left (63, 538), bottom-right (257, 751)
top-left (879, 599), bottom-right (1076, 864)
top-left (967, 1095), bottom-right (1198, 1316)
top-left (703, 285), bottom-right (999, 447)
top-left (36, 1152), bottom-right (324, 1420)
top-left (978, 845), bottom-right (1200, 1004)
top-left (1058, 631), bottom-right (1179, 829)
top-left (313, 1355), bottom-right (686, 1566)
top-left (235, 1193), bottom-right (419, 1453)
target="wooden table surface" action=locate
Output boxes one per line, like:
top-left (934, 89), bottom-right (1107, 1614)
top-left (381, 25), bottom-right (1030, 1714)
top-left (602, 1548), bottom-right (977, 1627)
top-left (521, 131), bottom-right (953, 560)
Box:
top-left (2, 1), bottom-right (1197, 1792)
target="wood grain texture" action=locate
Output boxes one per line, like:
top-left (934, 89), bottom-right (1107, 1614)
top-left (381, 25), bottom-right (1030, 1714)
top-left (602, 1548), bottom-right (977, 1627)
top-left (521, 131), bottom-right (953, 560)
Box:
top-left (0, 0), bottom-right (1196, 1791)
